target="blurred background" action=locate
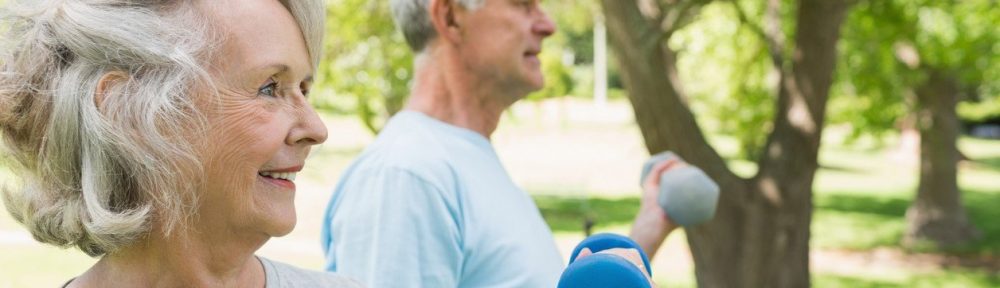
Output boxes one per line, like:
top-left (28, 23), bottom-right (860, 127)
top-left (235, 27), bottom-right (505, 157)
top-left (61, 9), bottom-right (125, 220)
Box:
top-left (1, 0), bottom-right (998, 287)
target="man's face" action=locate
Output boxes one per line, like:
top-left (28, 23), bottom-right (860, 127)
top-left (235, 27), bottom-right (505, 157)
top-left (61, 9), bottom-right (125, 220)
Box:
top-left (455, 0), bottom-right (555, 99)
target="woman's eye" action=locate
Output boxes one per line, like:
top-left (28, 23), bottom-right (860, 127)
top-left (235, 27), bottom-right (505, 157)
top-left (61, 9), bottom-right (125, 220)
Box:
top-left (258, 79), bottom-right (278, 97)
top-left (300, 82), bottom-right (311, 98)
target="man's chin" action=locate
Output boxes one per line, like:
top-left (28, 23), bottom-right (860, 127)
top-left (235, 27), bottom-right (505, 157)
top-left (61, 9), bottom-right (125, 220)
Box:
top-left (527, 77), bottom-right (545, 92)
top-left (506, 72), bottom-right (544, 99)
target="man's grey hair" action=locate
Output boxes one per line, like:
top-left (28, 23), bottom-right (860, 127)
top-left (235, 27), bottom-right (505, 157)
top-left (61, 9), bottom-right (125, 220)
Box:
top-left (0, 0), bottom-right (324, 256)
top-left (390, 0), bottom-right (484, 52)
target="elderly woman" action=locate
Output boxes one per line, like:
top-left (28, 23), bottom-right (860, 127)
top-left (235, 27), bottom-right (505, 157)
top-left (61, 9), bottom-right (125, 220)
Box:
top-left (0, 0), bottom-right (361, 287)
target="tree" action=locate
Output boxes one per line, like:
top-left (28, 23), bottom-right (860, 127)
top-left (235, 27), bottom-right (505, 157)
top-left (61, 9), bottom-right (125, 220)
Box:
top-left (601, 0), bottom-right (851, 286)
top-left (834, 0), bottom-right (998, 248)
top-left (313, 0), bottom-right (413, 133)
top-left (908, 68), bottom-right (979, 248)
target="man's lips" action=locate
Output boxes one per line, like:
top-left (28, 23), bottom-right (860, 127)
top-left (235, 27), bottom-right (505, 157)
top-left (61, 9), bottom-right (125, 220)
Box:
top-left (525, 49), bottom-right (542, 66)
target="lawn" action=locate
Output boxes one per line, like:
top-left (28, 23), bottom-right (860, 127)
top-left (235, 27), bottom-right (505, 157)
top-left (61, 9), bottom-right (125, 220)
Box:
top-left (0, 99), bottom-right (997, 287)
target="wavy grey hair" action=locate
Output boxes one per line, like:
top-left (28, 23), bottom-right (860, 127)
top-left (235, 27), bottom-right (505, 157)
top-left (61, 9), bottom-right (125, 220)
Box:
top-left (0, 0), bottom-right (325, 256)
top-left (390, 0), bottom-right (484, 52)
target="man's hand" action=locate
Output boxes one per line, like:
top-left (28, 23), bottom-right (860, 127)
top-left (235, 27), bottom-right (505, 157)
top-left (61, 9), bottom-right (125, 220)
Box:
top-left (629, 159), bottom-right (684, 258)
top-left (574, 247), bottom-right (655, 286)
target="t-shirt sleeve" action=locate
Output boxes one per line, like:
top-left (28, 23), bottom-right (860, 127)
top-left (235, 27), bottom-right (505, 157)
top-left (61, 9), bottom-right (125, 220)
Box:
top-left (324, 167), bottom-right (463, 288)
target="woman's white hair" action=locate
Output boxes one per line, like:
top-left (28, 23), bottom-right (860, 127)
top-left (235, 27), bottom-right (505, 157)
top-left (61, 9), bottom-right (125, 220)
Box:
top-left (390, 0), bottom-right (484, 52)
top-left (0, 0), bottom-right (325, 256)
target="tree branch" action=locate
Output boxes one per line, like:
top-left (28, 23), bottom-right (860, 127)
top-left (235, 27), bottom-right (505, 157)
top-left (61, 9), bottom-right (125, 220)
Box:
top-left (730, 0), bottom-right (785, 67)
top-left (730, 0), bottom-right (767, 42)
top-left (659, 0), bottom-right (713, 41)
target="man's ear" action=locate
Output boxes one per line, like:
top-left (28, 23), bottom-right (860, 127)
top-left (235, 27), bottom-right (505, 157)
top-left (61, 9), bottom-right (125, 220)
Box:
top-left (94, 71), bottom-right (128, 111)
top-left (428, 0), bottom-right (463, 46)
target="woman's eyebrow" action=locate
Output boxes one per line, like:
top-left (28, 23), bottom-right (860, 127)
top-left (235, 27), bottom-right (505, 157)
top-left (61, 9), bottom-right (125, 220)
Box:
top-left (257, 63), bottom-right (312, 83)
top-left (256, 63), bottom-right (290, 75)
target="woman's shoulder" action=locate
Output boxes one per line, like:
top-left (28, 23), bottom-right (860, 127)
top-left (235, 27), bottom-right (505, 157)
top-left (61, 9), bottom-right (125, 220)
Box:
top-left (259, 257), bottom-right (364, 288)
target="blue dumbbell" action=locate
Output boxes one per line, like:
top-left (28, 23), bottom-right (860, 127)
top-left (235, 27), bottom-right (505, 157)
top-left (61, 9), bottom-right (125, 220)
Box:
top-left (557, 233), bottom-right (652, 288)
top-left (640, 151), bottom-right (720, 227)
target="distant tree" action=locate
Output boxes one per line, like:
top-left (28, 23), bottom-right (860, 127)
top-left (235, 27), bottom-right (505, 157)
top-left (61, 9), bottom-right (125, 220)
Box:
top-left (313, 0), bottom-right (412, 133)
top-left (834, 0), bottom-right (998, 248)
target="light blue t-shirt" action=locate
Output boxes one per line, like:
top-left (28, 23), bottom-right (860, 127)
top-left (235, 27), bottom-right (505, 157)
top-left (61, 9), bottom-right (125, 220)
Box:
top-left (321, 111), bottom-right (564, 288)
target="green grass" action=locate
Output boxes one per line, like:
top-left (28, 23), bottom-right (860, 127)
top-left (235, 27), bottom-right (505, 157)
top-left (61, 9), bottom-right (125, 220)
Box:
top-left (534, 195), bottom-right (640, 232)
top-left (815, 270), bottom-right (1000, 288)
top-left (537, 187), bottom-right (1000, 254)
top-left (811, 192), bottom-right (909, 250)
top-left (532, 130), bottom-right (1000, 287)
top-left (535, 138), bottom-right (1000, 254)
top-left (641, 270), bottom-right (1000, 288)
top-left (810, 137), bottom-right (1000, 253)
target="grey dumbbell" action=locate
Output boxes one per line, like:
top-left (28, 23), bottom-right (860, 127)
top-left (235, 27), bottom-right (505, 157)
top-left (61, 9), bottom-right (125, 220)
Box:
top-left (640, 151), bottom-right (719, 227)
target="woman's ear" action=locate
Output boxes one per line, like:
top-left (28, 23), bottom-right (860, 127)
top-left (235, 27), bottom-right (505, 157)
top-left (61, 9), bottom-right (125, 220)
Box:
top-left (428, 0), bottom-right (464, 46)
top-left (94, 71), bottom-right (128, 110)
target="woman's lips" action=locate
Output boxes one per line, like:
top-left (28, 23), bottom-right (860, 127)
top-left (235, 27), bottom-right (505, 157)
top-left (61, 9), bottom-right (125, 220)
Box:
top-left (259, 174), bottom-right (296, 190)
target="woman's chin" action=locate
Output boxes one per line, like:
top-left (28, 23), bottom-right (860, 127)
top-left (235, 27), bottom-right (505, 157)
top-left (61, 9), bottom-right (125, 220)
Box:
top-left (255, 208), bottom-right (297, 237)
top-left (269, 214), bottom-right (297, 237)
top-left (269, 228), bottom-right (294, 237)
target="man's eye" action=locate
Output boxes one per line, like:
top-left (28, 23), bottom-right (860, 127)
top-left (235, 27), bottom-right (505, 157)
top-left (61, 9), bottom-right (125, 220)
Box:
top-left (258, 79), bottom-right (278, 97)
top-left (522, 1), bottom-right (532, 9)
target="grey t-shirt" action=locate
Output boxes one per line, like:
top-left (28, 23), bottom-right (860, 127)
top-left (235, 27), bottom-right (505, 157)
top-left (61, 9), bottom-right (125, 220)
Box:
top-left (261, 257), bottom-right (363, 288)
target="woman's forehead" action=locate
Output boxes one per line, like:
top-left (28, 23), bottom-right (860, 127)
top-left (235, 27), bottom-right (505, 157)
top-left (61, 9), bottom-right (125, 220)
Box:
top-left (199, 0), bottom-right (312, 78)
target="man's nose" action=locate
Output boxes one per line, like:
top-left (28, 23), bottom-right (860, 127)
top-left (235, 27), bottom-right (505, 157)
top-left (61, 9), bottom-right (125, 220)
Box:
top-left (533, 9), bottom-right (556, 37)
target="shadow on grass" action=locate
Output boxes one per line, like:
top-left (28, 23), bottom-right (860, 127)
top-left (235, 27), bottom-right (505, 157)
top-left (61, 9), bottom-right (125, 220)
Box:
top-left (963, 189), bottom-right (1000, 254)
top-left (811, 193), bottom-right (908, 250)
top-left (535, 185), bottom-right (1000, 255)
top-left (815, 189), bottom-right (1000, 254)
top-left (814, 274), bottom-right (899, 288)
top-left (536, 188), bottom-right (1000, 254)
top-left (532, 195), bottom-right (639, 234)
top-left (818, 164), bottom-right (867, 174)
top-left (817, 193), bottom-right (910, 218)
top-left (816, 272), bottom-right (1000, 288)
top-left (970, 156), bottom-right (1000, 173)
top-left (534, 189), bottom-right (1000, 255)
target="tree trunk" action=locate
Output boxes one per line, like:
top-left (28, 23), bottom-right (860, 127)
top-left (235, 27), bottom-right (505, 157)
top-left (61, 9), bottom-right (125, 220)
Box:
top-left (891, 112), bottom-right (921, 164)
top-left (601, 0), bottom-right (849, 287)
top-left (904, 69), bottom-right (979, 248)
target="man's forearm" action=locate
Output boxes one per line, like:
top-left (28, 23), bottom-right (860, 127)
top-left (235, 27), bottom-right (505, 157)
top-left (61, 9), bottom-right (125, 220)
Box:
top-left (628, 204), bottom-right (677, 258)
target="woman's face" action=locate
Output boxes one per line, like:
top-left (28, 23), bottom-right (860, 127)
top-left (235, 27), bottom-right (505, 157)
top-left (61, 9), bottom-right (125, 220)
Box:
top-left (195, 0), bottom-right (327, 238)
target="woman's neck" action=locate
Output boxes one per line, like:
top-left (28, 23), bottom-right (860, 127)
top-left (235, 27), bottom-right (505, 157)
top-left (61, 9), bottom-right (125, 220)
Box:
top-left (69, 228), bottom-right (269, 288)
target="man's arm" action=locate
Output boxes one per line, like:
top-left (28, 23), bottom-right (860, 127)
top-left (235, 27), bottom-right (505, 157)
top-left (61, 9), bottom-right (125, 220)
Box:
top-left (324, 167), bottom-right (463, 288)
top-left (629, 160), bottom-right (683, 258)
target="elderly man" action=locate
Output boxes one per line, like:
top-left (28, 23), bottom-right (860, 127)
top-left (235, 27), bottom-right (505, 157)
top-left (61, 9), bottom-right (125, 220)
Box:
top-left (320, 0), bottom-right (678, 286)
